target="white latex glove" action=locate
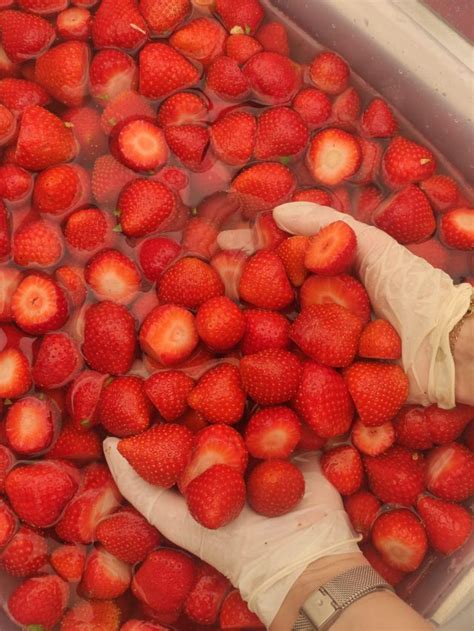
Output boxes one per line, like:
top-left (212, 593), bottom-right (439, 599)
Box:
top-left (218, 202), bottom-right (472, 409)
top-left (103, 437), bottom-right (359, 627)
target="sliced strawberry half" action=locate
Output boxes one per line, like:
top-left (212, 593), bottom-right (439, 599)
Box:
top-left (85, 248), bottom-right (141, 305)
top-left (5, 396), bottom-right (57, 455)
top-left (0, 347), bottom-right (31, 399)
top-left (116, 118), bottom-right (168, 172)
top-left (304, 221), bottom-right (357, 275)
top-left (425, 442), bottom-right (474, 502)
top-left (244, 406), bottom-right (301, 460)
top-left (306, 128), bottom-right (362, 186)
top-left (439, 207), bottom-right (474, 250)
top-left (11, 274), bottom-right (69, 335)
top-left (80, 545), bottom-right (132, 600)
top-left (351, 418), bottom-right (395, 456)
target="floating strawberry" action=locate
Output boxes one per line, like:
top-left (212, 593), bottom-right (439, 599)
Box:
top-left (170, 17), bottom-right (226, 66)
top-left (210, 110), bottom-right (256, 166)
top-left (32, 332), bottom-right (83, 389)
top-left (306, 127), bottom-right (362, 186)
top-left (145, 370), bottom-right (194, 422)
top-left (361, 542), bottom-right (406, 586)
top-left (6, 395), bottom-right (56, 455)
top-left (165, 123), bottom-right (210, 170)
top-left (243, 51), bottom-right (301, 104)
top-left (12, 273), bottom-right (69, 335)
top-left (158, 257), bottom-right (224, 309)
top-left (47, 421), bottom-right (102, 463)
top-left (358, 319), bottom-right (401, 360)
top-left (0, 347), bottom-right (31, 399)
top-left (33, 163), bottom-right (90, 216)
top-left (240, 348), bottom-right (301, 405)
top-left (361, 98), bottom-right (398, 138)
top-left (56, 6), bottom-right (92, 41)
top-left (245, 406), bottom-right (301, 460)
top-left (61, 600), bottom-right (121, 631)
top-left (65, 208), bottom-right (112, 259)
top-left (241, 308), bottom-right (289, 356)
top-left (232, 161), bottom-right (296, 217)
top-left (98, 376), bottom-right (152, 437)
top-left (139, 42), bottom-right (201, 99)
top-left (85, 249), bottom-right (141, 305)
top-left (196, 295), bottom-right (245, 352)
top-left (0, 526), bottom-right (48, 577)
top-left (8, 574), bottom-right (69, 630)
top-left (256, 21), bottom-right (289, 54)
top-left (254, 106), bottom-right (308, 160)
top-left (439, 207), bottom-right (474, 250)
top-left (63, 106), bottom-right (108, 163)
top-left (0, 77), bottom-right (49, 115)
top-left (13, 217), bottom-right (64, 268)
top-left (157, 91), bottom-right (208, 127)
top-left (309, 50), bottom-right (349, 95)
top-left (215, 0), bottom-right (264, 34)
top-left (66, 369), bottom-right (108, 430)
top-left (187, 363), bottom-right (246, 424)
top-left (382, 136), bottom-right (436, 189)
top-left (89, 48), bottom-right (138, 103)
top-left (292, 87), bottom-right (331, 129)
top-left (304, 221), bottom-right (357, 275)
top-left (419, 174), bottom-right (460, 212)
top-left (0, 499), bottom-right (16, 548)
top-left (91, 154), bottom-right (136, 207)
top-left (248, 459), bottom-right (305, 517)
top-left (50, 544), bottom-right (86, 582)
top-left (225, 33), bottom-right (262, 64)
top-left (238, 250), bottom-right (293, 310)
top-left (80, 545), bottom-right (132, 600)
top-left (364, 445), bottom-right (425, 505)
top-left (96, 508), bottom-right (161, 564)
top-left (140, 0), bottom-right (191, 36)
top-left (331, 87), bottom-right (361, 128)
top-left (115, 118), bottom-right (169, 172)
top-left (0, 10), bottom-right (55, 62)
top-left (35, 41), bottom-right (90, 107)
top-left (91, 0), bottom-right (148, 51)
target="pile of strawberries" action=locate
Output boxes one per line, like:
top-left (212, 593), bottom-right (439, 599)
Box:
top-left (0, 0), bottom-right (473, 629)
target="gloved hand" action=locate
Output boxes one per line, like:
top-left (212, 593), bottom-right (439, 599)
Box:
top-left (103, 438), bottom-right (360, 627)
top-left (219, 202), bottom-right (473, 409)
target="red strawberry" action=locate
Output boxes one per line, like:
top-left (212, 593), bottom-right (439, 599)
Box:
top-left (140, 304), bottom-right (199, 366)
top-left (373, 185), bottom-right (436, 244)
top-left (0, 499), bottom-right (16, 548)
top-left (91, 154), bottom-right (136, 207)
top-left (47, 422), bottom-right (102, 463)
top-left (165, 123), bottom-right (210, 170)
top-left (0, 77), bottom-right (50, 115)
top-left (231, 161), bottom-right (296, 217)
top-left (91, 0), bottom-right (148, 52)
top-left (62, 106), bottom-right (108, 163)
top-left (0, 269), bottom-right (23, 322)
top-left (364, 445), bottom-right (424, 505)
top-left (101, 89), bottom-right (154, 135)
top-left (361, 542), bottom-right (406, 586)
top-left (85, 249), bottom-right (141, 305)
top-left (361, 98), bottom-right (398, 138)
top-left (254, 106), bottom-right (308, 160)
top-left (56, 6), bottom-right (92, 41)
top-left (187, 363), bottom-right (246, 425)
top-left (96, 508), bottom-right (160, 564)
top-left (358, 319), bottom-right (401, 360)
top-left (83, 301), bottom-right (136, 375)
top-left (417, 495), bottom-right (472, 555)
top-left (140, 0), bottom-right (191, 36)
top-left (0, 101), bottom-right (15, 144)
top-left (139, 237), bottom-right (181, 282)
top-left (145, 370), bottom-right (194, 422)
top-left (291, 187), bottom-right (333, 205)
top-left (186, 463), bottom-right (246, 528)
top-left (158, 257), bottom-right (224, 310)
top-left (115, 118), bottom-right (168, 172)
top-left (439, 206), bottom-right (474, 250)
top-left (170, 17), bottom-right (226, 66)
top-left (344, 490), bottom-right (381, 541)
top-left (157, 91), bottom-right (208, 127)
top-left (206, 55), bottom-right (250, 101)
top-left (344, 362), bottom-right (409, 426)
top-left (132, 549), bottom-right (197, 615)
top-left (118, 423), bottom-right (193, 487)
top-left (184, 561), bottom-right (230, 625)
top-left (0, 200), bottom-right (10, 260)
top-left (33, 163), bottom-right (90, 216)
top-left (425, 404), bottom-right (473, 445)
top-left (139, 42), bottom-right (201, 99)
top-left (331, 87), bottom-right (361, 127)
top-left (50, 544), bottom-right (86, 582)
top-left (238, 250), bottom-right (293, 310)
top-left (382, 136), bottom-right (436, 189)
top-left (0, 526), bottom-right (48, 577)
top-left (353, 184), bottom-right (384, 223)
top-left (425, 442), bottom-right (474, 501)
top-left (0, 347), bottom-right (31, 398)
top-left (98, 376), bottom-right (152, 437)
top-left (65, 208), bottom-right (112, 258)
top-left (182, 216), bottom-right (219, 259)
top-left (210, 110), bottom-right (256, 166)
top-left (32, 332), bottom-right (83, 389)
top-left (248, 459), bottom-right (305, 517)
top-left (276, 235), bottom-right (308, 287)
top-left (15, 105), bottom-right (77, 170)
top-left (306, 128), bottom-right (362, 186)
top-left (215, 0), bottom-right (264, 34)
top-left (292, 87), bottom-right (331, 129)
top-left (243, 51), bottom-right (300, 104)
top-left (80, 545), bottom-right (132, 599)
top-left (309, 50), bottom-right (349, 95)
top-left (8, 574), bottom-right (69, 630)
top-left (225, 33), bottom-right (262, 65)
top-left (18, 0), bottom-right (67, 12)
top-left (240, 348), bottom-right (301, 406)
top-left (371, 508), bottom-right (427, 572)
top-left (291, 303), bottom-right (362, 368)
top-left (35, 41), bottom-right (89, 107)
top-left (5, 460), bottom-right (79, 527)
top-left (393, 405), bottom-right (432, 450)
top-left (196, 295), bottom-right (245, 352)
top-left (220, 590), bottom-right (264, 629)
top-left (0, 10), bottom-right (55, 62)
top-left (89, 48), bottom-right (138, 103)
top-left (66, 369), bottom-right (108, 430)
top-left (321, 445), bottom-right (363, 495)
top-left (419, 174), bottom-right (459, 212)
top-left (351, 419), bottom-right (395, 456)
top-left (0, 444), bottom-right (15, 492)
top-left (117, 179), bottom-right (176, 238)
top-left (13, 217), bottom-right (64, 268)
top-left (293, 361), bottom-right (354, 438)
top-left (256, 21), bottom-right (289, 55)
top-left (12, 274), bottom-right (69, 335)
top-left (210, 249), bottom-right (247, 302)
top-left (179, 423), bottom-right (248, 492)
top-left (305, 221), bottom-right (357, 275)
top-left (61, 600), bottom-right (121, 631)
top-left (241, 309), bottom-right (289, 356)
top-left (245, 406), bottom-right (301, 460)
top-left (6, 395), bottom-right (56, 454)
top-left (349, 137), bottom-right (382, 185)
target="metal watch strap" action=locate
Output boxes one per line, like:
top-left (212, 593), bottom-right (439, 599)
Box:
top-left (293, 565), bottom-right (394, 631)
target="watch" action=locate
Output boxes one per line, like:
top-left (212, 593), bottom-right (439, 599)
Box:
top-left (292, 565), bottom-right (394, 631)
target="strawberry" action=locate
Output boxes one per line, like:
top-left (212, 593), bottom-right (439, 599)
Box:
top-left (0, 526), bottom-right (48, 576)
top-left (6, 395), bottom-right (56, 454)
top-left (157, 91), bottom-right (208, 127)
top-left (0, 101), bottom-right (15, 144)
top-left (140, 0), bottom-right (191, 36)
top-left (101, 90), bottom-right (154, 135)
top-left (293, 361), bottom-right (354, 438)
top-left (331, 87), bottom-right (361, 127)
top-left (419, 174), bottom-right (459, 212)
top-left (291, 187), bottom-right (333, 205)
top-left (206, 55), bottom-right (250, 100)
top-left (373, 185), bottom-right (436, 244)
top-left (139, 42), bottom-right (201, 99)
top-left (63, 106), bottom-right (108, 163)
top-left (5, 460), bottom-right (79, 527)
top-left (186, 463), bottom-right (246, 528)
top-left (360, 542), bottom-right (406, 587)
top-left (353, 184), bottom-right (384, 223)
top-left (292, 87), bottom-right (331, 129)
top-left (243, 51), bottom-right (301, 104)
top-left (0, 347), bottom-right (31, 398)
top-left (132, 549), bottom-right (197, 615)
top-left (425, 404), bottom-right (473, 445)
top-left (47, 422), bottom-right (102, 463)
top-left (394, 405), bottom-right (432, 450)
top-left (238, 250), bottom-right (293, 310)
top-left (184, 562), bottom-right (231, 625)
top-left (305, 221), bottom-right (357, 275)
top-left (254, 106), bottom-right (308, 160)
top-left (256, 21), bottom-right (289, 55)
top-left (382, 136), bottom-right (436, 189)
top-left (0, 444), bottom-right (14, 493)
top-left (220, 590), bottom-right (264, 629)
top-left (225, 33), bottom-right (262, 64)
top-left (182, 216), bottom-right (219, 259)
top-left (33, 163), bottom-right (90, 216)
top-left (32, 332), bottom-right (83, 389)
top-left (35, 41), bottom-right (89, 107)
top-left (0, 499), bottom-right (16, 548)
top-left (170, 17), bottom-right (226, 66)
top-left (122, 621), bottom-right (168, 631)
top-left (371, 508), bottom-right (428, 572)
top-left (364, 445), bottom-right (424, 505)
top-left (425, 442), bottom-right (474, 501)
top-left (56, 6), bottom-right (93, 41)
top-left (158, 257), bottom-right (224, 310)
top-left (244, 405), bottom-right (301, 460)
top-left (118, 423), bottom-right (193, 487)
top-left (439, 206), bottom-right (474, 250)
top-left (179, 423), bottom-right (248, 492)
top-left (12, 274), bottom-right (69, 335)
top-left (61, 600), bottom-right (121, 631)
top-left (15, 105), bottom-right (77, 171)
top-left (349, 137), bottom-right (382, 185)
top-left (361, 98), bottom-right (398, 138)
top-left (187, 363), bottom-right (246, 424)
top-left (0, 77), bottom-right (49, 115)
top-left (358, 319), bottom-right (401, 360)
top-left (240, 349), bottom-right (301, 405)
top-left (321, 445), bottom-right (363, 495)
top-left (241, 309), bottom-right (289, 356)
top-left (13, 217), bottom-right (64, 268)
top-left (65, 208), bottom-right (112, 258)
top-left (215, 0), bottom-right (264, 34)
top-left (196, 295), bottom-right (245, 352)
top-left (417, 495), bottom-right (472, 555)
top-left (306, 128), bottom-right (362, 186)
top-left (276, 235), bottom-right (308, 287)
top-left (351, 419), bottom-right (395, 456)
top-left (82, 301), bottom-right (136, 375)
top-left (115, 118), bottom-right (168, 172)
top-left (50, 544), bottom-right (86, 582)
top-left (165, 123), bottom-right (210, 170)
top-left (85, 249), bottom-right (141, 305)
top-left (0, 10), bottom-right (55, 62)
top-left (247, 459), bottom-right (305, 517)
top-left (91, 0), bottom-right (148, 52)
top-left (66, 369), bottom-right (108, 430)
top-left (231, 161), bottom-right (296, 217)
top-left (91, 154), bottom-right (137, 207)
top-left (145, 370), bottom-right (194, 422)
top-left (309, 50), bottom-right (349, 94)
top-left (0, 165), bottom-right (33, 205)
top-left (8, 574), bottom-right (69, 630)
top-left (18, 0), bottom-right (67, 12)
top-left (344, 490), bottom-right (381, 541)
top-left (344, 362), bottom-right (409, 426)
top-left (89, 48), bottom-right (138, 103)
top-left (210, 110), bottom-right (256, 166)
top-left (139, 238), bottom-right (181, 283)
top-left (96, 508), bottom-right (160, 564)
top-left (80, 545), bottom-right (132, 600)
top-left (140, 304), bottom-right (199, 366)
top-left (210, 249), bottom-right (247, 302)
top-left (98, 376), bottom-right (152, 437)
